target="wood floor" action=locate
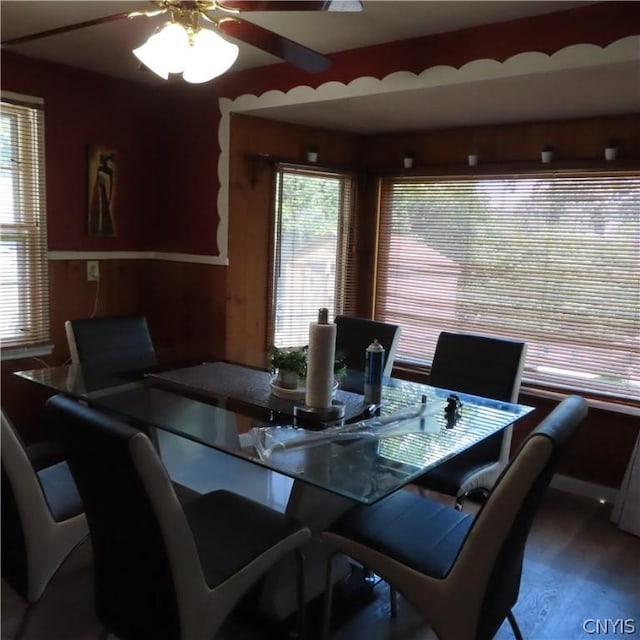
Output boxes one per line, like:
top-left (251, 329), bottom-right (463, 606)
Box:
top-left (2, 489), bottom-right (639, 640)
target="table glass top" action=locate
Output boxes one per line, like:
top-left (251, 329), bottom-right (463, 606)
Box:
top-left (16, 362), bottom-right (534, 504)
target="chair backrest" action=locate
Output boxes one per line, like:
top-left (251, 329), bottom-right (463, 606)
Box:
top-left (429, 331), bottom-right (527, 469)
top-left (430, 331), bottom-right (526, 403)
top-left (1, 409), bottom-right (46, 600)
top-left (453, 395), bottom-right (588, 640)
top-left (334, 315), bottom-right (401, 393)
top-left (65, 315), bottom-right (157, 373)
top-left (1, 408), bottom-right (85, 602)
top-left (46, 395), bottom-right (202, 640)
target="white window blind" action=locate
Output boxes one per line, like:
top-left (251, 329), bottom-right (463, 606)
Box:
top-left (270, 164), bottom-right (356, 348)
top-left (0, 94), bottom-right (50, 352)
top-left (375, 173), bottom-right (640, 403)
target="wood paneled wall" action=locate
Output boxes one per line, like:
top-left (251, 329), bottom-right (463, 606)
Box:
top-left (48, 260), bottom-right (145, 362)
top-left (35, 258), bottom-right (226, 366)
top-left (139, 260), bottom-right (227, 364)
top-left (226, 114), bottom-right (361, 368)
top-left (360, 113), bottom-right (640, 169)
top-left (511, 394), bottom-right (639, 489)
top-left (2, 257), bottom-right (226, 442)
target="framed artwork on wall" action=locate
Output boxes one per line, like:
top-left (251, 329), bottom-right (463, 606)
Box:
top-left (87, 145), bottom-right (117, 236)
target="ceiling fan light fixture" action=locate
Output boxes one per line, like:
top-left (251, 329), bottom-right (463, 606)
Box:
top-left (133, 36), bottom-right (169, 79)
top-left (157, 22), bottom-right (191, 73)
top-left (133, 22), bottom-right (191, 79)
top-left (182, 28), bottom-right (239, 84)
top-left (133, 22), bottom-right (189, 78)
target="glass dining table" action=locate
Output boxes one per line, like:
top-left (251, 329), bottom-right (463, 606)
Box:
top-left (16, 360), bottom-right (534, 506)
top-left (16, 360), bottom-right (534, 623)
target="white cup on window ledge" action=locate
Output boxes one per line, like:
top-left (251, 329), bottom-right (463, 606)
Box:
top-left (468, 154), bottom-right (479, 167)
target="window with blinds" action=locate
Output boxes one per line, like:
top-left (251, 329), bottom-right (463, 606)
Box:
top-left (0, 94), bottom-right (50, 356)
top-left (375, 173), bottom-right (640, 403)
top-left (270, 164), bottom-right (356, 348)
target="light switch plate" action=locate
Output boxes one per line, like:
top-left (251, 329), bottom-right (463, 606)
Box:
top-left (87, 260), bottom-right (100, 281)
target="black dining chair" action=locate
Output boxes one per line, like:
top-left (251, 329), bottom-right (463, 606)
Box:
top-left (47, 394), bottom-right (311, 640)
top-left (321, 395), bottom-right (588, 640)
top-left (65, 313), bottom-right (164, 452)
top-left (65, 314), bottom-right (158, 373)
top-left (1, 408), bottom-right (89, 639)
top-left (334, 315), bottom-right (401, 393)
top-left (413, 331), bottom-right (527, 507)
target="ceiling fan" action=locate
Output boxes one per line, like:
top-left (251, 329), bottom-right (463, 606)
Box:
top-left (2, 0), bottom-right (363, 82)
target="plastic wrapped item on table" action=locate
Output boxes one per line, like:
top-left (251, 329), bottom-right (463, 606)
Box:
top-left (250, 399), bottom-right (441, 461)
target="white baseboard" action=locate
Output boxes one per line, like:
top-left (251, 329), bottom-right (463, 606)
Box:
top-left (550, 473), bottom-right (618, 505)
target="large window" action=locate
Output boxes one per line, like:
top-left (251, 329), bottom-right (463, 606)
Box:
top-left (375, 173), bottom-right (640, 402)
top-left (270, 164), bottom-right (355, 348)
top-left (0, 93), bottom-right (50, 356)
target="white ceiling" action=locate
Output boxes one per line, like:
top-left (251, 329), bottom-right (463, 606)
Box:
top-left (2, 1), bottom-right (638, 133)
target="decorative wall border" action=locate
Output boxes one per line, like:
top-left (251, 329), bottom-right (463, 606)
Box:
top-left (217, 36), bottom-right (639, 265)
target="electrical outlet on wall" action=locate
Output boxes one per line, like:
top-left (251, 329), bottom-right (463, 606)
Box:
top-left (87, 260), bottom-right (100, 281)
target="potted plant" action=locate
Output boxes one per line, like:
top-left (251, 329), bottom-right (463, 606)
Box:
top-left (270, 347), bottom-right (307, 389)
top-left (270, 346), bottom-right (348, 390)
top-left (333, 350), bottom-right (347, 383)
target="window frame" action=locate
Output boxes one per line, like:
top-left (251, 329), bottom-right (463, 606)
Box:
top-left (373, 167), bottom-right (640, 408)
top-left (268, 162), bottom-right (357, 350)
top-left (0, 91), bottom-right (51, 360)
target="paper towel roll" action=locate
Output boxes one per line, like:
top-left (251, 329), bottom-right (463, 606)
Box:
top-left (305, 320), bottom-right (337, 409)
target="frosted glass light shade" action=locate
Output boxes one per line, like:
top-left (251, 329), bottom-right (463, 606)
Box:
top-left (133, 23), bottom-right (190, 79)
top-left (182, 28), bottom-right (239, 84)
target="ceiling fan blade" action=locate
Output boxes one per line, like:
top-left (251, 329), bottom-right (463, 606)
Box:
top-left (217, 1), bottom-right (363, 12)
top-left (1, 12), bottom-right (132, 46)
top-left (216, 16), bottom-right (331, 72)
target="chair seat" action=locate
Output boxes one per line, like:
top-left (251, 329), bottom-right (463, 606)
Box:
top-left (416, 456), bottom-right (497, 496)
top-left (183, 489), bottom-right (308, 588)
top-left (37, 461), bottom-right (84, 522)
top-left (26, 439), bottom-right (65, 471)
top-left (328, 490), bottom-right (472, 579)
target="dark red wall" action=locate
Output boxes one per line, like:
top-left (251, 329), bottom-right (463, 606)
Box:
top-left (146, 88), bottom-right (223, 255)
top-left (1, 53), bottom-right (164, 252)
top-left (215, 1), bottom-right (640, 97)
top-left (2, 2), bottom-right (637, 257)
